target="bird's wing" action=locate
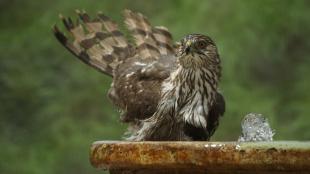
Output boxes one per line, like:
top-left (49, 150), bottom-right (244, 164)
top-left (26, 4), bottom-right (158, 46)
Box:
top-left (113, 9), bottom-right (176, 79)
top-left (53, 9), bottom-right (177, 125)
top-left (207, 92), bottom-right (226, 138)
top-left (53, 10), bottom-right (133, 77)
top-left (123, 9), bottom-right (174, 59)
top-left (53, 10), bottom-right (175, 77)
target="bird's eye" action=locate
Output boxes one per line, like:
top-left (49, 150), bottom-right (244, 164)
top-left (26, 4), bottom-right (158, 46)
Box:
top-left (196, 41), bottom-right (207, 49)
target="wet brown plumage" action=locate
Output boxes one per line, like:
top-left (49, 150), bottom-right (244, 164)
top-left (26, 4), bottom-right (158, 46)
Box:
top-left (53, 10), bottom-right (225, 141)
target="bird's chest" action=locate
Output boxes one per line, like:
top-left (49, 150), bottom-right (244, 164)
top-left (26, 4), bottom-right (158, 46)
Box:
top-left (175, 70), bottom-right (215, 106)
top-left (172, 69), bottom-right (216, 127)
top-left (176, 83), bottom-right (210, 115)
top-left (159, 67), bottom-right (218, 130)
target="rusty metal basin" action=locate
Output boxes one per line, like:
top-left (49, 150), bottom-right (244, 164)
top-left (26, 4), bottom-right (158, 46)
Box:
top-left (90, 141), bottom-right (310, 174)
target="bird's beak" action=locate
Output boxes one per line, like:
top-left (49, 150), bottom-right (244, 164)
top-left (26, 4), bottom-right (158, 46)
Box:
top-left (185, 40), bottom-right (192, 55)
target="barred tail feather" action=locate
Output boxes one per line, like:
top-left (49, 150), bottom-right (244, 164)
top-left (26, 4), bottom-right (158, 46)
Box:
top-left (153, 26), bottom-right (174, 55)
top-left (123, 10), bottom-right (175, 59)
top-left (53, 10), bottom-right (133, 77)
top-left (123, 9), bottom-right (160, 59)
top-left (53, 9), bottom-right (175, 76)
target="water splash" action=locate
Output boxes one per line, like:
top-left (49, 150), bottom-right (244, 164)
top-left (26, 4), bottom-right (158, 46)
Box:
top-left (238, 113), bottom-right (275, 142)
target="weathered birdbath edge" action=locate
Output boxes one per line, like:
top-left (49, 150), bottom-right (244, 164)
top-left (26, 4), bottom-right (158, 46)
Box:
top-left (90, 141), bottom-right (310, 174)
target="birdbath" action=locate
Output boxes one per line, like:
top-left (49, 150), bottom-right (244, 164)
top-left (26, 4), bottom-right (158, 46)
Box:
top-left (90, 141), bottom-right (310, 174)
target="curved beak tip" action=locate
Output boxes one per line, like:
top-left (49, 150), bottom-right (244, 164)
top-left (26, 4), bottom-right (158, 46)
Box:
top-left (185, 41), bottom-right (192, 54)
top-left (185, 47), bottom-right (190, 54)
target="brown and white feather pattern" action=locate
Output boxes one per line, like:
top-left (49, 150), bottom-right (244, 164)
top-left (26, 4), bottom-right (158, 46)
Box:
top-left (54, 9), bottom-right (177, 122)
top-left (152, 26), bottom-right (174, 55)
top-left (124, 10), bottom-right (159, 59)
top-left (53, 10), bottom-right (134, 77)
top-left (53, 10), bottom-right (225, 141)
top-left (128, 34), bottom-right (224, 141)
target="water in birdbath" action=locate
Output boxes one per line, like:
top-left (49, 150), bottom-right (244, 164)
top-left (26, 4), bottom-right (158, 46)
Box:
top-left (238, 113), bottom-right (275, 142)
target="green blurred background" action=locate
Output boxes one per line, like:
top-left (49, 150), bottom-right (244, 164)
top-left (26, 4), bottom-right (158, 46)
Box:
top-left (1, 0), bottom-right (310, 173)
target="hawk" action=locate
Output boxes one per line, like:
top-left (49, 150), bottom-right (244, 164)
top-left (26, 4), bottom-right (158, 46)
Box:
top-left (53, 9), bottom-right (225, 141)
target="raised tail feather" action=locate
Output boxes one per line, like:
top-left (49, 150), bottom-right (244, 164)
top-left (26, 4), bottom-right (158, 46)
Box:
top-left (53, 10), bottom-right (174, 76)
top-left (123, 9), bottom-right (174, 59)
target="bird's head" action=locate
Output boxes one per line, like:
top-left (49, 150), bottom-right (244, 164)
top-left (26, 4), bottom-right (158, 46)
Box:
top-left (177, 34), bottom-right (220, 69)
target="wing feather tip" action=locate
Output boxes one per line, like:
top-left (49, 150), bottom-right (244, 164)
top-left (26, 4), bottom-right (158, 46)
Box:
top-left (75, 9), bottom-right (81, 14)
top-left (58, 13), bottom-right (64, 19)
top-left (52, 25), bottom-right (68, 45)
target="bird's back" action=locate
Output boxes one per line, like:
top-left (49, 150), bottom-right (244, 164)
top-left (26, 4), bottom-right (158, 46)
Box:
top-left (111, 54), bottom-right (177, 121)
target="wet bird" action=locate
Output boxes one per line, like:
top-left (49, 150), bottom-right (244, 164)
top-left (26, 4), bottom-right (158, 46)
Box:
top-left (53, 10), bottom-right (225, 141)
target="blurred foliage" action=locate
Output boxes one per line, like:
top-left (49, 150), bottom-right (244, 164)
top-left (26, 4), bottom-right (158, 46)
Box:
top-left (0, 0), bottom-right (310, 173)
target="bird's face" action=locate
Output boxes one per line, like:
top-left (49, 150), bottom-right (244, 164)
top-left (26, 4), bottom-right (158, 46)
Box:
top-left (177, 34), bottom-right (220, 68)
